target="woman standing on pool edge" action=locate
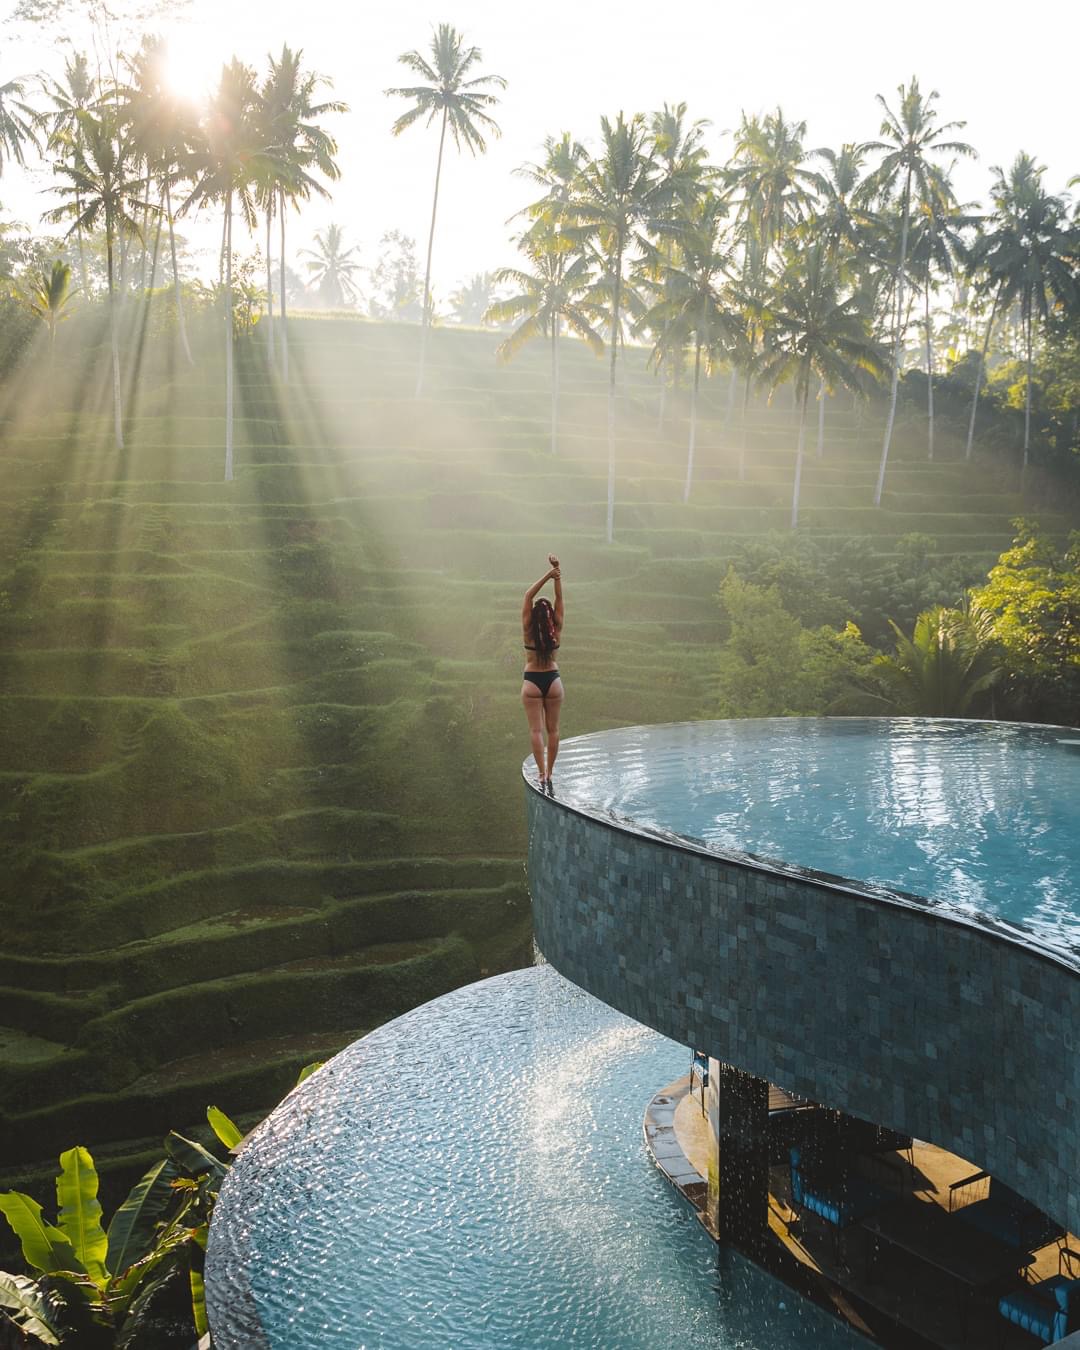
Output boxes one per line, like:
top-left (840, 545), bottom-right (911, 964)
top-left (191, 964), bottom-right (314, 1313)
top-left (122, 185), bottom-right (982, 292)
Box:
top-left (522, 553), bottom-right (563, 795)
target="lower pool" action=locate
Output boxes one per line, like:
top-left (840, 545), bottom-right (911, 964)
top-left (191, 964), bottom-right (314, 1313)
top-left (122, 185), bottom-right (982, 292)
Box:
top-left (206, 966), bottom-right (866, 1348)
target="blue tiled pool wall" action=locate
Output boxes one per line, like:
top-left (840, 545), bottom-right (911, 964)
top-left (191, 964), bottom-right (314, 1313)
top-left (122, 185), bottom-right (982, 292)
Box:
top-left (526, 788), bottom-right (1080, 1237)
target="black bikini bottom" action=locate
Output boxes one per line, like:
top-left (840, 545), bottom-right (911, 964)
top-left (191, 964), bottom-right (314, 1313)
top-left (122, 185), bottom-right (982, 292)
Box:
top-left (523, 669), bottom-right (561, 696)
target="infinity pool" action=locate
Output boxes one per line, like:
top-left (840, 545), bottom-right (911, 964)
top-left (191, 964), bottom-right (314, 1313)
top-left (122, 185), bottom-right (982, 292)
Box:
top-left (206, 966), bottom-right (865, 1349)
top-left (544, 718), bottom-right (1080, 960)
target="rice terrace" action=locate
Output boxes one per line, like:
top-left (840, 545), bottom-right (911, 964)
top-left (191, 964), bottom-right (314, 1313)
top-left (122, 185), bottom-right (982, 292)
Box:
top-left (0, 4), bottom-right (1079, 1348)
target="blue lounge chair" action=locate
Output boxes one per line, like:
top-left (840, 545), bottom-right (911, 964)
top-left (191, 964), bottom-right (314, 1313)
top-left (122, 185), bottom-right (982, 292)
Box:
top-left (788, 1146), bottom-right (892, 1231)
top-left (999, 1262), bottom-right (1080, 1345)
top-left (951, 1170), bottom-right (1065, 1252)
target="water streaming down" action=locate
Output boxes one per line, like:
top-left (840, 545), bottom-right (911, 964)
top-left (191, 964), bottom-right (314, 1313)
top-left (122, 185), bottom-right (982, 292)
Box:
top-left (206, 966), bottom-right (867, 1349)
top-left (546, 718), bottom-right (1080, 961)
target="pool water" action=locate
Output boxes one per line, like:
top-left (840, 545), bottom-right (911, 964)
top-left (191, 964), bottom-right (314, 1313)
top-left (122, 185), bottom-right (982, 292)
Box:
top-left (206, 966), bottom-right (866, 1349)
top-left (545, 718), bottom-right (1080, 958)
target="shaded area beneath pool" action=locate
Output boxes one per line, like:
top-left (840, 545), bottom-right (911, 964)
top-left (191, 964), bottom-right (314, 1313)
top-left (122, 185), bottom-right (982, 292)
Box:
top-left (545, 717), bottom-right (1080, 961)
top-left (206, 966), bottom-right (867, 1348)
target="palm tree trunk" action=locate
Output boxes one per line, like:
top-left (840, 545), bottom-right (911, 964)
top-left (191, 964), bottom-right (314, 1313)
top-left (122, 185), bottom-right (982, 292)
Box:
top-left (606, 243), bottom-right (623, 545)
top-left (791, 378), bottom-right (809, 529)
top-left (684, 334), bottom-right (702, 503)
top-left (816, 377), bottom-right (825, 458)
top-left (724, 365), bottom-right (737, 431)
top-left (106, 221), bottom-right (123, 450)
top-left (138, 170), bottom-right (151, 292)
top-left (925, 277), bottom-right (935, 460)
top-left (550, 312), bottom-right (559, 456)
top-left (219, 209), bottom-right (228, 285)
top-left (874, 168), bottom-right (912, 507)
top-left (657, 316), bottom-right (669, 431)
top-left (165, 180), bottom-right (193, 366)
top-left (224, 190), bottom-right (234, 483)
top-left (74, 186), bottom-right (88, 296)
top-left (1023, 305), bottom-right (1033, 471)
top-left (265, 207), bottom-right (275, 366)
top-left (966, 294), bottom-right (998, 460)
top-left (279, 188), bottom-right (289, 382)
top-left (416, 105), bottom-right (449, 400)
top-left (738, 369), bottom-right (752, 481)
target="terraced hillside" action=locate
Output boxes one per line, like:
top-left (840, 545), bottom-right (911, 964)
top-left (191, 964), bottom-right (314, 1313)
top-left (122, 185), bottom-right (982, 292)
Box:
top-left (0, 315), bottom-right (1073, 1197)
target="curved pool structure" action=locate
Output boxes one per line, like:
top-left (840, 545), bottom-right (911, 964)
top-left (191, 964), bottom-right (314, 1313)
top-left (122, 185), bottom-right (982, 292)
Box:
top-left (205, 967), bottom-right (865, 1348)
top-left (527, 717), bottom-right (1080, 1236)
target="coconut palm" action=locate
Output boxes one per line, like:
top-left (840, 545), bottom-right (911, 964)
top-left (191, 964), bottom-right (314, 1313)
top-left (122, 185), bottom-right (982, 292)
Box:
top-left (299, 223), bottom-right (362, 307)
top-left (38, 54), bottom-right (98, 293)
top-left (645, 102), bottom-right (714, 427)
top-left (44, 107), bottom-right (145, 449)
top-left (488, 225), bottom-right (603, 455)
top-left (0, 73), bottom-right (39, 176)
top-left (574, 112), bottom-right (657, 542)
top-left (19, 258), bottom-right (77, 366)
top-left (971, 153), bottom-right (1076, 471)
top-left (183, 60), bottom-right (266, 481)
top-left (518, 132), bottom-right (588, 235)
top-left (387, 24), bottom-right (505, 398)
top-left (260, 45), bottom-right (345, 377)
top-left (907, 180), bottom-right (974, 459)
top-left (874, 604), bottom-right (1002, 716)
top-left (730, 108), bottom-right (820, 267)
top-left (643, 190), bottom-right (736, 500)
top-left (864, 78), bottom-right (974, 505)
top-left (806, 143), bottom-right (879, 456)
top-left (756, 245), bottom-right (887, 527)
top-left (122, 36), bottom-right (196, 362)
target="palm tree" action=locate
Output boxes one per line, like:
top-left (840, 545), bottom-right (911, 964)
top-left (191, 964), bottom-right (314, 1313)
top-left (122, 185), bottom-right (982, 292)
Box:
top-left (907, 179), bottom-right (973, 459)
top-left (646, 102), bottom-right (713, 427)
top-left (122, 37), bottom-right (196, 362)
top-left (38, 54), bottom-right (97, 294)
top-left (299, 223), bottom-right (362, 307)
top-left (0, 73), bottom-right (39, 176)
top-left (644, 190), bottom-right (735, 500)
top-left (874, 605), bottom-right (1002, 716)
top-left (487, 225), bottom-right (603, 455)
top-left (261, 45), bottom-right (345, 377)
top-left (574, 113), bottom-right (656, 542)
top-left (184, 60), bottom-right (266, 481)
top-left (864, 78), bottom-right (974, 505)
top-left (730, 108), bottom-right (820, 265)
top-left (971, 153), bottom-right (1076, 471)
top-left (18, 258), bottom-right (77, 367)
top-left (44, 107), bottom-right (145, 449)
top-left (387, 24), bottom-right (505, 398)
top-left (756, 245), bottom-right (886, 527)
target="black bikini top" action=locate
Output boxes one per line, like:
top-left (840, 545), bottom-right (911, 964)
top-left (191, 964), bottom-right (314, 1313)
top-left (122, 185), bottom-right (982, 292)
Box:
top-left (523, 642), bottom-right (560, 651)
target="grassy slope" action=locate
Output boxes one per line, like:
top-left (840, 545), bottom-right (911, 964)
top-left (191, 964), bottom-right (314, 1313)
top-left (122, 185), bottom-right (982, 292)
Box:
top-left (0, 314), bottom-right (1074, 1194)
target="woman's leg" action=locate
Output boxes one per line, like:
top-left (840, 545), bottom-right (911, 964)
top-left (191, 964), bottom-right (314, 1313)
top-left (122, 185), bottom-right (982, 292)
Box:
top-left (543, 679), bottom-right (564, 777)
top-left (521, 683), bottom-right (547, 778)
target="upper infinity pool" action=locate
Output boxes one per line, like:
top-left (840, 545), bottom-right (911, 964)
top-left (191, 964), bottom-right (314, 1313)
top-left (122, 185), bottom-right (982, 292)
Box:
top-left (543, 718), bottom-right (1080, 961)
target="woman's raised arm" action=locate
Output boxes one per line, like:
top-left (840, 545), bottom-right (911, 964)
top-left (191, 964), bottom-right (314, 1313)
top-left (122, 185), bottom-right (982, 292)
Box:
top-left (522, 566), bottom-right (557, 625)
top-left (550, 555), bottom-right (564, 629)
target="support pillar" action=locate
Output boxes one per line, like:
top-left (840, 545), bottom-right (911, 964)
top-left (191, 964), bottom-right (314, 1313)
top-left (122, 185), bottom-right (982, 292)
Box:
top-left (706, 1059), bottom-right (770, 1256)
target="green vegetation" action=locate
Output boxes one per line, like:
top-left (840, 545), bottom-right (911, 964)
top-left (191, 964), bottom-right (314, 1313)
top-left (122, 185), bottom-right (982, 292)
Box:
top-left (1, 313), bottom-right (1077, 1211)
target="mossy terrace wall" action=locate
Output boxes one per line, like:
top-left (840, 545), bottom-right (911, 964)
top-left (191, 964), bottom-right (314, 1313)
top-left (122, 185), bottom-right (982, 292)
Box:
top-left (0, 314), bottom-right (1073, 1198)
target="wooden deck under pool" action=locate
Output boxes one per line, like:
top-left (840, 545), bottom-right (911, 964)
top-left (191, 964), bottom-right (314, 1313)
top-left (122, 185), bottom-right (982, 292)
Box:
top-left (647, 1074), bottom-right (1076, 1350)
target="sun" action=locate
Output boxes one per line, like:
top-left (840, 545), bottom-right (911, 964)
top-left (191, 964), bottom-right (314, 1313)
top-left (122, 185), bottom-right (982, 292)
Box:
top-left (158, 31), bottom-right (222, 104)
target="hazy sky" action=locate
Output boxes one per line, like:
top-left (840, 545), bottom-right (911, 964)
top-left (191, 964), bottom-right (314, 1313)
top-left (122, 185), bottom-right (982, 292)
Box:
top-left (4, 0), bottom-right (1078, 297)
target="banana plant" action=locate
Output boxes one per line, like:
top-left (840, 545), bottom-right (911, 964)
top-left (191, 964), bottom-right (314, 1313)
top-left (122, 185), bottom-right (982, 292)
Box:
top-left (0, 1139), bottom-right (220, 1347)
top-left (0, 1062), bottom-right (323, 1346)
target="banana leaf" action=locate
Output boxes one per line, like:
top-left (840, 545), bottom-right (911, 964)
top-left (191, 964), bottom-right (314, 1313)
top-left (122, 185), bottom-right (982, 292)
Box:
top-left (0, 1271), bottom-right (62, 1345)
top-left (106, 1158), bottom-right (180, 1276)
top-left (0, 1194), bottom-right (82, 1276)
top-left (190, 1222), bottom-right (208, 1336)
top-left (165, 1133), bottom-right (227, 1184)
top-left (56, 1148), bottom-right (108, 1285)
top-left (206, 1106), bottom-right (242, 1151)
top-left (296, 1061), bottom-right (324, 1085)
